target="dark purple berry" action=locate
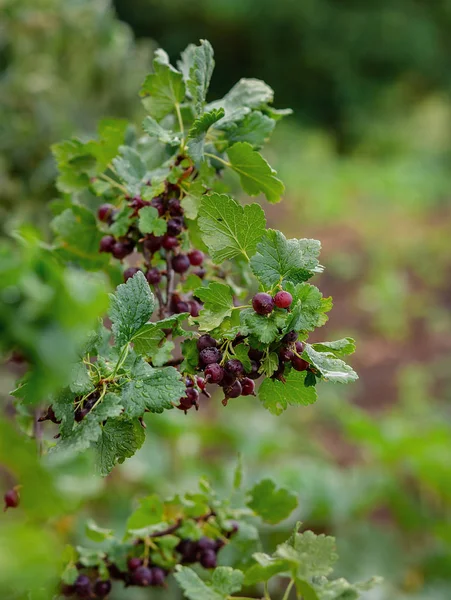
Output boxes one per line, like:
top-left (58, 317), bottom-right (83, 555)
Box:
top-left (127, 557), bottom-right (143, 571)
top-left (248, 360), bottom-right (262, 380)
top-left (150, 196), bottom-right (165, 216)
top-left (186, 388), bottom-right (199, 407)
top-left (204, 363), bottom-right (224, 384)
top-left (200, 549), bottom-right (217, 569)
top-left (196, 376), bottom-right (206, 391)
top-left (199, 347), bottom-right (222, 366)
top-left (123, 267), bottom-right (140, 282)
top-left (84, 396), bottom-right (98, 411)
top-left (241, 377), bottom-right (255, 396)
top-left (279, 347), bottom-right (294, 362)
top-left (99, 235), bottom-right (115, 253)
top-left (167, 217), bottom-right (184, 236)
top-left (168, 198), bottom-right (183, 216)
top-left (150, 567), bottom-right (166, 586)
top-left (188, 250), bottom-right (204, 266)
top-left (197, 537), bottom-right (217, 552)
top-left (193, 267), bottom-right (206, 279)
top-left (75, 407), bottom-right (89, 422)
top-left (295, 341), bottom-right (305, 354)
top-left (272, 362), bottom-right (286, 379)
top-left (227, 521), bottom-right (240, 536)
top-left (283, 331), bottom-right (298, 343)
top-left (146, 267), bottom-right (161, 285)
top-left (97, 203), bottom-right (115, 222)
top-left (185, 377), bottom-right (194, 387)
top-left (132, 566), bottom-right (154, 587)
top-left (112, 241), bottom-right (132, 260)
top-left (248, 348), bottom-right (264, 361)
top-left (197, 335), bottom-right (218, 351)
top-left (172, 254), bottom-right (190, 274)
top-left (252, 293), bottom-right (275, 315)
top-left (291, 356), bottom-right (309, 371)
top-left (176, 300), bottom-right (190, 313)
top-left (177, 539), bottom-right (198, 563)
top-left (224, 359), bottom-right (244, 377)
top-left (143, 235), bottom-right (163, 253)
top-left (74, 574), bottom-right (91, 598)
top-left (162, 235), bottom-right (179, 250)
top-left (177, 396), bottom-right (193, 411)
top-left (224, 380), bottom-right (242, 399)
top-left (274, 290), bottom-right (293, 309)
top-left (3, 488), bottom-right (19, 511)
top-left (94, 579), bottom-right (112, 598)
top-left (60, 583), bottom-right (75, 596)
top-left (188, 300), bottom-right (201, 317)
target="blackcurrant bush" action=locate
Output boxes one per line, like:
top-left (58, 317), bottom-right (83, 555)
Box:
top-left (99, 235), bottom-right (115, 253)
top-left (3, 488), bottom-right (19, 511)
top-left (291, 356), bottom-right (309, 371)
top-left (188, 249), bottom-right (204, 266)
top-left (197, 335), bottom-right (217, 351)
top-left (248, 360), bottom-right (262, 380)
top-left (97, 203), bottom-right (115, 222)
top-left (162, 235), bottom-right (179, 250)
top-left (295, 341), bottom-right (305, 353)
top-left (224, 359), bottom-right (244, 377)
top-left (188, 300), bottom-right (201, 317)
top-left (123, 267), bottom-right (140, 282)
top-left (94, 579), bottom-right (112, 598)
top-left (74, 574), bottom-right (91, 598)
top-left (132, 566), bottom-right (154, 587)
top-left (252, 292), bottom-right (275, 315)
top-left (241, 377), bottom-right (255, 396)
top-left (150, 567), bottom-right (166, 586)
top-left (172, 254), bottom-right (190, 274)
top-left (127, 557), bottom-right (143, 571)
top-left (283, 330), bottom-right (298, 343)
top-left (146, 267), bottom-right (162, 285)
top-left (168, 198), bottom-right (183, 216)
top-left (167, 217), bottom-right (184, 236)
top-left (224, 380), bottom-right (242, 398)
top-left (199, 347), bottom-right (222, 366)
top-left (197, 537), bottom-right (217, 552)
top-left (204, 363), bottom-right (224, 384)
top-left (143, 235), bottom-right (163, 254)
top-left (274, 290), bottom-right (293, 309)
top-left (200, 549), bottom-right (217, 569)
top-left (279, 347), bottom-right (294, 362)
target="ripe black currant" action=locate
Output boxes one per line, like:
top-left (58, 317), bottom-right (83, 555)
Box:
top-left (97, 203), bottom-right (115, 222)
top-left (252, 292), bottom-right (275, 315)
top-left (186, 387), bottom-right (199, 407)
top-left (200, 549), bottom-right (217, 569)
top-left (112, 240), bottom-right (134, 260)
top-left (143, 235), bottom-right (163, 254)
top-left (197, 537), bottom-right (217, 552)
top-left (94, 579), bottom-right (112, 598)
top-left (171, 254), bottom-right (190, 274)
top-left (224, 359), bottom-right (244, 377)
top-left (241, 377), bottom-right (255, 396)
top-left (274, 290), bottom-right (293, 309)
top-left (127, 557), bottom-right (143, 571)
top-left (295, 341), bottom-right (305, 354)
top-left (283, 330), bottom-right (298, 343)
top-left (199, 347), bottom-right (222, 365)
top-left (168, 198), bottom-right (183, 216)
top-left (150, 196), bottom-right (165, 216)
top-left (175, 300), bottom-right (190, 314)
top-left (224, 380), bottom-right (242, 399)
top-left (188, 300), bottom-right (201, 317)
top-left (176, 539), bottom-right (198, 563)
top-left (146, 267), bottom-right (162, 285)
top-left (99, 235), bottom-right (115, 253)
top-left (74, 574), bottom-right (91, 598)
top-left (204, 363), bottom-right (224, 384)
top-left (193, 267), bottom-right (206, 279)
top-left (188, 249), bottom-right (204, 266)
top-left (150, 567), bottom-right (166, 586)
top-left (75, 407), bottom-right (89, 422)
top-left (123, 267), bottom-right (140, 282)
top-left (197, 335), bottom-right (217, 351)
top-left (248, 360), bottom-right (262, 380)
top-left (279, 347), bottom-right (294, 362)
top-left (167, 217), bottom-right (184, 236)
top-left (3, 488), bottom-right (19, 511)
top-left (162, 235), bottom-right (179, 250)
top-left (248, 348), bottom-right (264, 361)
top-left (132, 566), bottom-right (154, 587)
top-left (292, 356), bottom-right (309, 371)
top-left (177, 396), bottom-right (193, 412)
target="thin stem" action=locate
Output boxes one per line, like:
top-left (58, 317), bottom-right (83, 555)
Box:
top-left (282, 580), bottom-right (295, 600)
top-left (175, 102), bottom-right (185, 148)
top-left (99, 173), bottom-right (128, 195)
top-left (112, 344), bottom-right (129, 378)
top-left (231, 304), bottom-right (251, 310)
top-left (264, 582), bottom-right (271, 600)
top-left (204, 152), bottom-right (231, 168)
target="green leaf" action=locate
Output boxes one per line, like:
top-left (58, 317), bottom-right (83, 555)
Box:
top-left (138, 205), bottom-right (168, 236)
top-left (131, 323), bottom-right (165, 358)
top-left (312, 337), bottom-right (356, 357)
top-left (247, 479), bottom-right (298, 524)
top-left (121, 365), bottom-right (185, 417)
top-left (127, 495), bottom-right (164, 531)
top-left (142, 115), bottom-right (180, 145)
top-left (181, 180), bottom-right (206, 219)
top-left (303, 345), bottom-right (358, 384)
top-left (152, 339), bottom-right (175, 367)
top-left (109, 271), bottom-right (155, 347)
top-left (211, 567), bottom-right (244, 596)
top-left (95, 419), bottom-right (146, 476)
top-left (181, 339), bottom-right (199, 374)
top-left (259, 351), bottom-right (279, 377)
top-left (174, 566), bottom-right (224, 600)
top-left (250, 230), bottom-right (323, 288)
top-left (112, 146), bottom-right (147, 195)
top-left (85, 520), bottom-right (113, 543)
top-left (227, 142), bottom-right (284, 203)
top-left (215, 110), bottom-right (275, 149)
top-left (233, 344), bottom-right (252, 372)
top-left (94, 118), bottom-right (129, 171)
top-left (313, 576), bottom-right (382, 600)
top-left (209, 78), bottom-right (274, 114)
top-left (240, 310), bottom-right (281, 344)
top-left (187, 40), bottom-right (215, 116)
top-left (187, 108), bottom-right (225, 162)
top-left (284, 283), bottom-right (332, 332)
top-left (258, 370), bottom-right (318, 415)
top-left (244, 553), bottom-right (290, 585)
top-left (194, 282), bottom-right (234, 331)
top-left (109, 205), bottom-right (134, 237)
top-left (198, 193), bottom-right (266, 263)
top-left (140, 49), bottom-right (185, 120)
top-left (276, 530), bottom-right (338, 579)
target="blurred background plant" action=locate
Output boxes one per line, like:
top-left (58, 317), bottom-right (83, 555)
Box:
top-left (1, 0), bottom-right (451, 599)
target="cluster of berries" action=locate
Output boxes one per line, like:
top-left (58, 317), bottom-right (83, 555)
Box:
top-left (176, 375), bottom-right (210, 414)
top-left (61, 524), bottom-right (238, 598)
top-left (39, 389), bottom-right (102, 433)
